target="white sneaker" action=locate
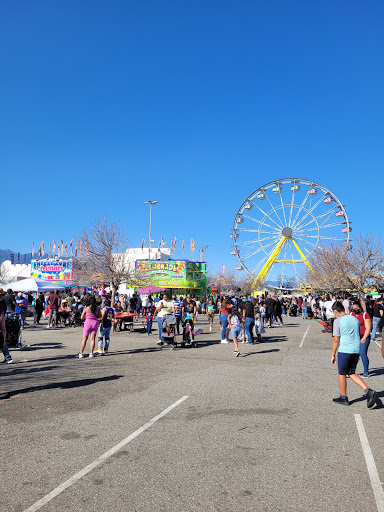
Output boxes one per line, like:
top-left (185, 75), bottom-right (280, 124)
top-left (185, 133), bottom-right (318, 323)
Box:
top-left (209, 326), bottom-right (212, 332)
top-left (221, 339), bottom-right (229, 343)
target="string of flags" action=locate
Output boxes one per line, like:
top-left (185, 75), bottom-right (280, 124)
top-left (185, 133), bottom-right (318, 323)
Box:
top-left (32, 240), bottom-right (86, 259)
top-left (26, 236), bottom-right (198, 263)
top-left (139, 237), bottom-right (196, 255)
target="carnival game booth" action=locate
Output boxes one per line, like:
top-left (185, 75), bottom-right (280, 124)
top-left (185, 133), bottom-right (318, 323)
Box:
top-left (135, 260), bottom-right (207, 297)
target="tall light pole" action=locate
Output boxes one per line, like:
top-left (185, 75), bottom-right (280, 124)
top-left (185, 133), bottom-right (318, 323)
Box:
top-left (144, 201), bottom-right (158, 252)
top-left (200, 245), bottom-right (208, 262)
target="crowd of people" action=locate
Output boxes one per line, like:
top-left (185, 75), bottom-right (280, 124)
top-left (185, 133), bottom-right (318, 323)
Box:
top-left (1, 286), bottom-right (384, 366)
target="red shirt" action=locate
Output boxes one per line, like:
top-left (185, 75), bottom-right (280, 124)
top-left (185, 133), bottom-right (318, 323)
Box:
top-left (221, 304), bottom-right (232, 315)
top-left (351, 311), bottom-right (370, 336)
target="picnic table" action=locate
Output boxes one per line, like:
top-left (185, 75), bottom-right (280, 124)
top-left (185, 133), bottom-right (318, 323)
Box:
top-left (114, 313), bottom-right (139, 332)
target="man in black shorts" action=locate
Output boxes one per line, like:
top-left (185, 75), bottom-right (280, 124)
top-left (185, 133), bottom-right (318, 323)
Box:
top-left (331, 302), bottom-right (377, 407)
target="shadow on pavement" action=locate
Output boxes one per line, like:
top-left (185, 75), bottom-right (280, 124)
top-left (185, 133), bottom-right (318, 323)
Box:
top-left (262, 336), bottom-right (287, 343)
top-left (241, 349), bottom-right (280, 357)
top-left (0, 374), bottom-right (123, 400)
top-left (22, 343), bottom-right (65, 351)
top-left (368, 367), bottom-right (384, 377)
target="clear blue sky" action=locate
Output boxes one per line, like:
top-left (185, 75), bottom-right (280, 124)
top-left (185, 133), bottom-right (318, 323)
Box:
top-left (1, 0), bottom-right (383, 277)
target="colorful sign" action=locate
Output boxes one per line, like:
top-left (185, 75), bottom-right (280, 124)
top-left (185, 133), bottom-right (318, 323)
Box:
top-left (31, 259), bottom-right (73, 284)
top-left (135, 260), bottom-right (207, 290)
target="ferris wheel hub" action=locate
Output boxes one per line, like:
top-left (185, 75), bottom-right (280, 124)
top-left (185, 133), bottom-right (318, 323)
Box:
top-left (282, 227), bottom-right (293, 237)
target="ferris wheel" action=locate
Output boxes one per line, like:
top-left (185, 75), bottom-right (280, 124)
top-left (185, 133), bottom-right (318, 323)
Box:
top-left (231, 178), bottom-right (351, 287)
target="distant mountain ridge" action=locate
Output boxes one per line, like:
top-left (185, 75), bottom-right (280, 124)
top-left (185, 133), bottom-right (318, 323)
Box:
top-left (0, 249), bottom-right (33, 264)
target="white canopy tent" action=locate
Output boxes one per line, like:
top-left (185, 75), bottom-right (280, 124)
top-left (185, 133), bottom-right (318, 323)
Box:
top-left (3, 278), bottom-right (67, 292)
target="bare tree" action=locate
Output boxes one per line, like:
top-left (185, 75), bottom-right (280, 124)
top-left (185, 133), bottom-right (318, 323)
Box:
top-left (238, 273), bottom-right (266, 295)
top-left (307, 233), bottom-right (384, 310)
top-left (75, 218), bottom-right (149, 303)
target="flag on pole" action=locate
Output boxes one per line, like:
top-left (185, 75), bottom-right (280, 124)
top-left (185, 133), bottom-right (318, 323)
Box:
top-left (158, 240), bottom-right (161, 250)
top-left (65, 243), bottom-right (68, 257)
top-left (79, 241), bottom-right (83, 256)
top-left (182, 240), bottom-right (185, 250)
top-left (70, 240), bottom-right (73, 256)
top-left (48, 244), bottom-right (52, 258)
top-left (53, 240), bottom-right (56, 254)
top-left (190, 238), bottom-right (196, 252)
top-left (171, 240), bottom-right (174, 256)
top-left (174, 237), bottom-right (177, 250)
top-left (42, 241), bottom-right (45, 256)
top-left (148, 239), bottom-right (151, 250)
top-left (222, 265), bottom-right (225, 274)
top-left (75, 243), bottom-right (78, 257)
top-left (141, 239), bottom-right (145, 250)
top-left (58, 245), bottom-right (61, 258)
top-left (32, 241), bottom-right (34, 258)
top-left (160, 237), bottom-right (165, 249)
top-left (60, 240), bottom-right (64, 253)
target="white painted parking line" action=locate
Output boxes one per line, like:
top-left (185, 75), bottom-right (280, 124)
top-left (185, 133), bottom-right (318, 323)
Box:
top-left (299, 325), bottom-right (310, 348)
top-left (23, 395), bottom-right (189, 512)
top-left (354, 414), bottom-right (384, 512)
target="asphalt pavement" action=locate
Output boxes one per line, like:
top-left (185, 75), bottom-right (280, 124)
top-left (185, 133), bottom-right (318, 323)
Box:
top-left (1, 314), bottom-right (383, 512)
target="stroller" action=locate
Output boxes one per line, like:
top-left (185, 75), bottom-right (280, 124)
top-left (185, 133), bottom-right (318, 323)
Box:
top-left (181, 315), bottom-right (198, 348)
top-left (5, 312), bottom-right (24, 349)
top-left (69, 309), bottom-right (83, 328)
top-left (160, 315), bottom-right (177, 349)
top-left (289, 304), bottom-right (298, 317)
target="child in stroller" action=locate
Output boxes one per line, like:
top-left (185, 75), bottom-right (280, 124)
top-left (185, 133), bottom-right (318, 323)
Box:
top-left (160, 314), bottom-right (177, 348)
top-left (182, 314), bottom-right (196, 347)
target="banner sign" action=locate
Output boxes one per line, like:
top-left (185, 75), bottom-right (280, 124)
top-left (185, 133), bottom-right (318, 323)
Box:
top-left (31, 258), bottom-right (73, 284)
top-left (135, 260), bottom-right (207, 290)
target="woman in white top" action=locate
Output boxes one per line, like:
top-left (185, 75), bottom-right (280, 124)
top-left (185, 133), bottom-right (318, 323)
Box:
top-left (155, 294), bottom-right (175, 345)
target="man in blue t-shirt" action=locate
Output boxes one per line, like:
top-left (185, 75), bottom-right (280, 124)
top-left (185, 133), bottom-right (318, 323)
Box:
top-left (331, 302), bottom-right (377, 408)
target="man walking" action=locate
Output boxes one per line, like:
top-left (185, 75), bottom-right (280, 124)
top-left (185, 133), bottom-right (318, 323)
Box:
top-left (331, 301), bottom-right (377, 408)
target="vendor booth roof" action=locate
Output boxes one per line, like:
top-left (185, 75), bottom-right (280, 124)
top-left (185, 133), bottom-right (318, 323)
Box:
top-left (136, 285), bottom-right (166, 294)
top-left (4, 278), bottom-right (67, 292)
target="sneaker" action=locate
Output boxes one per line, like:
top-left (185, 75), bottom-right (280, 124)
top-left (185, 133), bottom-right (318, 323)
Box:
top-left (157, 340), bottom-right (163, 345)
top-left (89, 353), bottom-right (94, 358)
top-left (209, 326), bottom-right (212, 332)
top-left (234, 351), bottom-right (240, 357)
top-left (76, 353), bottom-right (84, 358)
top-left (366, 389), bottom-right (377, 409)
top-left (46, 325), bottom-right (50, 329)
top-left (102, 350), bottom-right (106, 355)
top-left (1, 358), bottom-right (13, 364)
top-left (221, 339), bottom-right (229, 343)
top-left (333, 396), bottom-right (349, 406)
top-left (361, 373), bottom-right (369, 378)
top-left (95, 348), bottom-right (103, 354)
